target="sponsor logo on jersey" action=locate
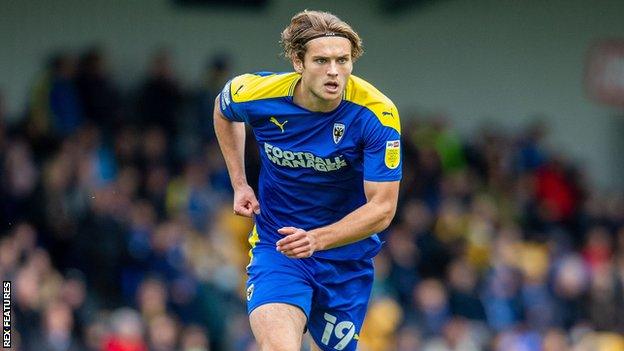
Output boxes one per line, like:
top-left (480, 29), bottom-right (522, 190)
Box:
top-left (385, 140), bottom-right (400, 169)
top-left (269, 117), bottom-right (288, 133)
top-left (264, 142), bottom-right (347, 172)
top-left (333, 123), bottom-right (345, 144)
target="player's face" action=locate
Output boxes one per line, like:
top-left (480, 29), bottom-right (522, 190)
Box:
top-left (294, 36), bottom-right (353, 108)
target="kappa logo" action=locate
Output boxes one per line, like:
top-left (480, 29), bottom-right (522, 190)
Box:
top-left (269, 117), bottom-right (288, 132)
top-left (382, 111), bottom-right (394, 117)
top-left (333, 123), bottom-right (345, 144)
top-left (246, 284), bottom-right (254, 301)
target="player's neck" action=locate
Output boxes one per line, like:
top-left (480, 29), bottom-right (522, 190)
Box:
top-left (293, 80), bottom-right (341, 113)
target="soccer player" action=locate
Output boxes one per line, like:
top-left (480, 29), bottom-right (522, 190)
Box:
top-left (214, 10), bottom-right (401, 351)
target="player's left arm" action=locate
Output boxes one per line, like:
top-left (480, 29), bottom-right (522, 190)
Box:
top-left (276, 179), bottom-right (399, 258)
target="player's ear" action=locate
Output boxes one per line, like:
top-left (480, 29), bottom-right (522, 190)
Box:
top-left (292, 55), bottom-right (303, 74)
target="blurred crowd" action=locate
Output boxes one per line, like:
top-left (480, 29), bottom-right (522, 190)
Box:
top-left (0, 46), bottom-right (623, 351)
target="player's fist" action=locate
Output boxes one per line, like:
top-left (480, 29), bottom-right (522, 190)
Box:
top-left (276, 227), bottom-right (318, 259)
top-left (232, 184), bottom-right (260, 218)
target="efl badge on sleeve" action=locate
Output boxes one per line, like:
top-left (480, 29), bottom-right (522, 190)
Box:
top-left (333, 123), bottom-right (345, 144)
top-left (385, 140), bottom-right (400, 169)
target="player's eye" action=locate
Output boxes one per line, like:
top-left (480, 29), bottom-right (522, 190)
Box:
top-left (315, 58), bottom-right (327, 64)
top-left (338, 58), bottom-right (348, 64)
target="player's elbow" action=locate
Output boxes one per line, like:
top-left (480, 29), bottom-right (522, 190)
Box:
top-left (213, 97), bottom-right (231, 132)
top-left (375, 203), bottom-right (397, 231)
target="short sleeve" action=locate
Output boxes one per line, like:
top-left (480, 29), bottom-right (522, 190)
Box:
top-left (218, 78), bottom-right (247, 122)
top-left (362, 111), bottom-right (402, 182)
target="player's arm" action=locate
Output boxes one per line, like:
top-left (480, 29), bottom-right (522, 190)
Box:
top-left (312, 180), bottom-right (399, 249)
top-left (213, 95), bottom-right (260, 217)
top-left (276, 180), bottom-right (399, 257)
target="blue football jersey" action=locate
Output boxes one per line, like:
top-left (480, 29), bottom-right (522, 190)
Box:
top-left (219, 72), bottom-right (401, 260)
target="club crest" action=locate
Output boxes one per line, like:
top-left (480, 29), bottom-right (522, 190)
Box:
top-left (246, 284), bottom-right (254, 301)
top-left (333, 123), bottom-right (345, 144)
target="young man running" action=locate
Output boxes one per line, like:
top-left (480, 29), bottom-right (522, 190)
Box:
top-left (214, 10), bottom-right (401, 351)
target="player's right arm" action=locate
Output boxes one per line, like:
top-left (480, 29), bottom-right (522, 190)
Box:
top-left (213, 95), bottom-right (260, 217)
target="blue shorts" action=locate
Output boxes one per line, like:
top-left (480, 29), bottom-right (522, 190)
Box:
top-left (246, 244), bottom-right (374, 351)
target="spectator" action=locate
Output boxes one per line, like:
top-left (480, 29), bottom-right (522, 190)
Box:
top-left (136, 49), bottom-right (182, 137)
top-left (180, 324), bottom-right (210, 351)
top-left (516, 120), bottom-right (547, 173)
top-left (447, 258), bottom-right (486, 321)
top-left (147, 313), bottom-right (179, 351)
top-left (103, 308), bottom-right (147, 351)
top-left (386, 225), bottom-right (420, 308)
top-left (411, 279), bottom-right (451, 338)
top-left (551, 254), bottom-right (590, 329)
top-left (359, 297), bottom-right (403, 351)
top-left (75, 46), bottom-right (122, 135)
top-left (1, 139), bottom-right (38, 229)
top-left (194, 53), bottom-right (232, 143)
top-left (30, 300), bottom-right (83, 351)
top-left (28, 52), bottom-right (84, 141)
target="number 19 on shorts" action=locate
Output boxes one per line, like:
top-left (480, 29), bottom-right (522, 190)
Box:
top-left (321, 313), bottom-right (356, 350)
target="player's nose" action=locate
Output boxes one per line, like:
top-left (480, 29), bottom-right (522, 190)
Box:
top-left (327, 61), bottom-right (339, 76)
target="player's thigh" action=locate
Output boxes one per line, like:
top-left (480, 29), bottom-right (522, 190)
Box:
top-left (308, 334), bottom-right (323, 351)
top-left (302, 332), bottom-right (323, 351)
top-left (250, 302), bottom-right (307, 351)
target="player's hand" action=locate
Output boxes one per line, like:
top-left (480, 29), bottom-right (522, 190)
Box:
top-left (276, 227), bottom-right (318, 258)
top-left (233, 184), bottom-right (260, 218)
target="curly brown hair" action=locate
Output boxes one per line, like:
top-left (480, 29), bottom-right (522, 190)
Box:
top-left (280, 10), bottom-right (364, 62)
